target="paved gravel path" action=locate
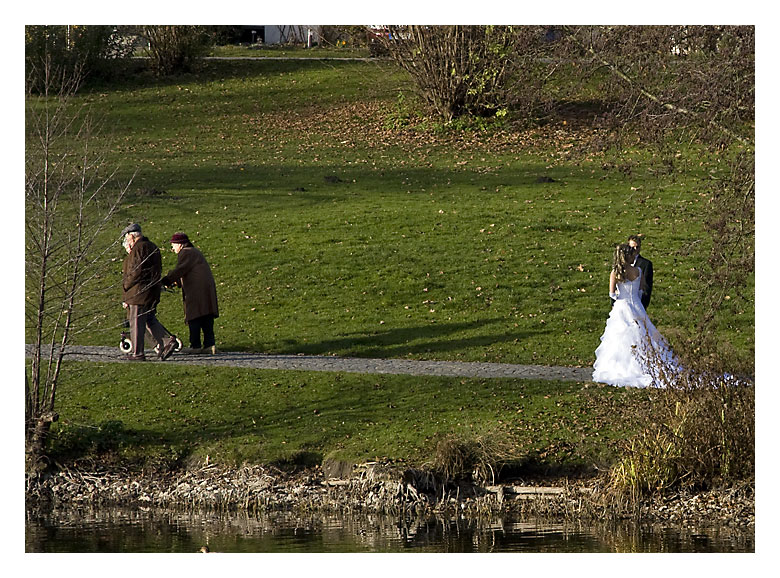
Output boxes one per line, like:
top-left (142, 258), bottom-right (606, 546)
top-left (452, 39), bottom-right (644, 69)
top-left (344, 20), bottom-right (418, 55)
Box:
top-left (26, 345), bottom-right (593, 381)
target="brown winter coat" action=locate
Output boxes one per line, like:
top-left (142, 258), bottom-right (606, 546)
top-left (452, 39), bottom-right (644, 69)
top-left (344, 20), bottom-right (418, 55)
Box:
top-left (122, 236), bottom-right (162, 306)
top-left (162, 246), bottom-right (219, 322)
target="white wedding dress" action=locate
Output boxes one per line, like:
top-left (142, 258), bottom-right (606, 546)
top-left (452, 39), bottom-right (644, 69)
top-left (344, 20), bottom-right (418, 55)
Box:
top-left (592, 270), bottom-right (676, 388)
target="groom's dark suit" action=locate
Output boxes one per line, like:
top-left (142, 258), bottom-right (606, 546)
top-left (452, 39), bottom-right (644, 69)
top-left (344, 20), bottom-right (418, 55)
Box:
top-left (634, 254), bottom-right (653, 309)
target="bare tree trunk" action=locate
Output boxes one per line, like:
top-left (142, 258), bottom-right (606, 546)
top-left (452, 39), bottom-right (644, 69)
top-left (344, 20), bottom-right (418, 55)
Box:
top-left (25, 56), bottom-right (132, 470)
top-left (26, 412), bottom-right (59, 473)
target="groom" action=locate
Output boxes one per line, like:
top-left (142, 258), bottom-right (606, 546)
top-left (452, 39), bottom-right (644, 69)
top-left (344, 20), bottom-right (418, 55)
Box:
top-left (609, 234), bottom-right (654, 310)
top-left (628, 234), bottom-right (653, 309)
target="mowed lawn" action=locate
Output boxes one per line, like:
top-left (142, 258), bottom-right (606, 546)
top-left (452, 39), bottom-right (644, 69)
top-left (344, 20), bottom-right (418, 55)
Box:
top-left (50, 360), bottom-right (655, 469)
top-left (63, 58), bottom-right (752, 367)
top-left (30, 58), bottom-right (753, 468)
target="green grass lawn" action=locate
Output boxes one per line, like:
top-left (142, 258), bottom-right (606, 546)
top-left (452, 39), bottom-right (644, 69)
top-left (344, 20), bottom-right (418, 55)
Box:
top-left (59, 59), bottom-right (752, 366)
top-left (29, 58), bottom-right (753, 470)
top-left (49, 360), bottom-right (654, 472)
top-left (209, 44), bottom-right (371, 59)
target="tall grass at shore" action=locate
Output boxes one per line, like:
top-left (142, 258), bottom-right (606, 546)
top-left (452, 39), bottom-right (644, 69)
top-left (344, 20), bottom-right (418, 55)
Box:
top-left (607, 338), bottom-right (754, 499)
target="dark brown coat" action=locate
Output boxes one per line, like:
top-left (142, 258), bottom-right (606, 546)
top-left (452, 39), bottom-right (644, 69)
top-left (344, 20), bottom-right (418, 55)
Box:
top-left (162, 246), bottom-right (219, 322)
top-left (122, 236), bottom-right (162, 306)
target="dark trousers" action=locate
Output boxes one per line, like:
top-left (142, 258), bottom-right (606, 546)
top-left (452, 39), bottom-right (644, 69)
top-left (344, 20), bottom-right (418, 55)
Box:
top-left (128, 304), bottom-right (171, 355)
top-left (188, 314), bottom-right (216, 349)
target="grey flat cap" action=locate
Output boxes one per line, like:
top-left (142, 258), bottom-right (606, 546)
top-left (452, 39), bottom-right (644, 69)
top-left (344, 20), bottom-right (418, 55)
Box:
top-left (121, 223), bottom-right (142, 236)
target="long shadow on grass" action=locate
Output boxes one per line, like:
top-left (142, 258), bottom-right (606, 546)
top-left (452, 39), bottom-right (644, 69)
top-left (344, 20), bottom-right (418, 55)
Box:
top-left (128, 162), bottom-right (582, 201)
top-left (273, 318), bottom-right (550, 359)
top-left (87, 58), bottom-right (378, 95)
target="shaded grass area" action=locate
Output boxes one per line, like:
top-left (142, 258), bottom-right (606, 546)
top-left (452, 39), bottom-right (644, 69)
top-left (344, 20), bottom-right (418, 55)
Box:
top-left (49, 361), bottom-right (654, 475)
top-left (208, 44), bottom-right (372, 59)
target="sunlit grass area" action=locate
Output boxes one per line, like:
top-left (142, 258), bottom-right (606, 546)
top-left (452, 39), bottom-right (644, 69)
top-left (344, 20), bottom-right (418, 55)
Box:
top-left (44, 59), bottom-right (751, 365)
top-left (50, 361), bottom-right (652, 470)
top-left (29, 58), bottom-right (753, 470)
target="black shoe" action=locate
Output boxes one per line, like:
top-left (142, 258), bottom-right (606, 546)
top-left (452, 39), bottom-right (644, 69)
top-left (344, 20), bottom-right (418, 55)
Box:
top-left (123, 354), bottom-right (146, 361)
top-left (160, 337), bottom-right (178, 360)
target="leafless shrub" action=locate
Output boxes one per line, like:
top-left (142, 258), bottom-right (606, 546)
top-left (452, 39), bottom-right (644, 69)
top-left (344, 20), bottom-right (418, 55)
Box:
top-left (379, 25), bottom-right (553, 122)
top-left (695, 150), bottom-right (755, 332)
top-left (25, 58), bottom-right (134, 471)
top-left (559, 26), bottom-right (754, 148)
top-left (143, 26), bottom-right (212, 76)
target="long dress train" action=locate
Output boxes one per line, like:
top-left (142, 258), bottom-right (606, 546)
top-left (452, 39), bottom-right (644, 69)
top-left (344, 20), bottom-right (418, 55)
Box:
top-left (592, 271), bottom-right (676, 388)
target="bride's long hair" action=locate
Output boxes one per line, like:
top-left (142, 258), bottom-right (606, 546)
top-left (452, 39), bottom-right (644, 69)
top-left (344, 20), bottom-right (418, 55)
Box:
top-left (612, 243), bottom-right (635, 282)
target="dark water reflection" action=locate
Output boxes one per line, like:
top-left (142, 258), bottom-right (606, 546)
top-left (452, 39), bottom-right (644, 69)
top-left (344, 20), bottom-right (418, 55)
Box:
top-left (25, 505), bottom-right (754, 553)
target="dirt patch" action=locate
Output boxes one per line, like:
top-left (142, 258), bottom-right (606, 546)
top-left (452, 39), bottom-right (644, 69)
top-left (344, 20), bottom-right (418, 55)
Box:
top-left (250, 100), bottom-right (612, 160)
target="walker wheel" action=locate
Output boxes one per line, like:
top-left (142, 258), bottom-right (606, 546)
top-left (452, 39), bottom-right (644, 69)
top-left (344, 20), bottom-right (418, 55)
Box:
top-left (119, 337), bottom-right (133, 353)
top-left (173, 336), bottom-right (183, 351)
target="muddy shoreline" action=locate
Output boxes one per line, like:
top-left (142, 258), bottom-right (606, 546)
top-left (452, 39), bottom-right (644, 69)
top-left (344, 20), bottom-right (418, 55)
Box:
top-left (25, 461), bottom-right (755, 528)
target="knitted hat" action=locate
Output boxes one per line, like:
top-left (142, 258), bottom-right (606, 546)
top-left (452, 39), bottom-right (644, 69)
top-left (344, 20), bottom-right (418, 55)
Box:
top-left (170, 232), bottom-right (190, 244)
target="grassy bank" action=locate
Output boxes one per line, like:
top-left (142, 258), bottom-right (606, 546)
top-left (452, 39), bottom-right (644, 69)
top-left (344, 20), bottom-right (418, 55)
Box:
top-left (49, 361), bottom-right (654, 473)
top-left (29, 58), bottom-right (753, 473)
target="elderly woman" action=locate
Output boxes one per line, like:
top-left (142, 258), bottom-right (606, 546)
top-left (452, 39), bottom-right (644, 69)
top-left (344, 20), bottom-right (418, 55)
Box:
top-left (161, 232), bottom-right (219, 354)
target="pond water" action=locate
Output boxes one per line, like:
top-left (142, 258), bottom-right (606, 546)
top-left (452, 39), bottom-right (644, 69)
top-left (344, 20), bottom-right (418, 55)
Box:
top-left (26, 505), bottom-right (754, 553)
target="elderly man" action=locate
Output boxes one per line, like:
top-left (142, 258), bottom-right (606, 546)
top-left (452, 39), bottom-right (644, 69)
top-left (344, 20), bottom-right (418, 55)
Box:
top-left (121, 223), bottom-right (178, 361)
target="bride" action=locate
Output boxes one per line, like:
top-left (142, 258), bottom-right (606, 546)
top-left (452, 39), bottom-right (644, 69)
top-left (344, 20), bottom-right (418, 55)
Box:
top-left (592, 243), bottom-right (676, 388)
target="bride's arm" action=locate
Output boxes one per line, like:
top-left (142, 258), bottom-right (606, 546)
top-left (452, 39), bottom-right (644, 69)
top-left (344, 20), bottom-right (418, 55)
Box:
top-left (609, 270), bottom-right (617, 295)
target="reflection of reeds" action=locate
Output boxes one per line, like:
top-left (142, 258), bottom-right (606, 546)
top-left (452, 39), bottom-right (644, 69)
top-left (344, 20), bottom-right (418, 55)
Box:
top-left (27, 503), bottom-right (754, 552)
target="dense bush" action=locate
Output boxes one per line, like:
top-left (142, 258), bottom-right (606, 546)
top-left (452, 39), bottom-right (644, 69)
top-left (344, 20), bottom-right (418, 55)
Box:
top-left (25, 25), bottom-right (134, 92)
top-left (609, 337), bottom-right (754, 499)
top-left (143, 25), bottom-right (213, 76)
